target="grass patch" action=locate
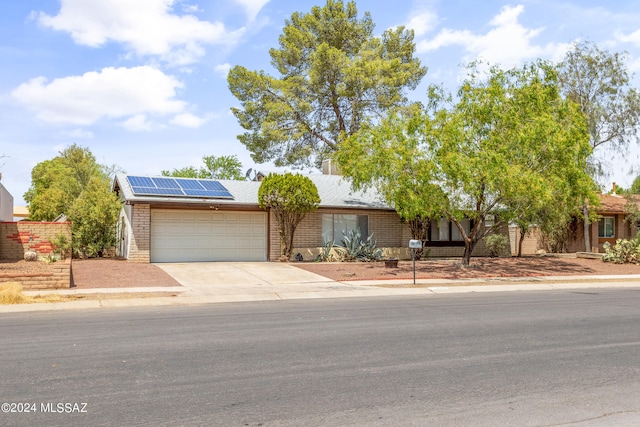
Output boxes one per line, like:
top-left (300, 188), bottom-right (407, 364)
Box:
top-left (0, 282), bottom-right (32, 304)
top-left (0, 282), bottom-right (68, 304)
top-left (0, 283), bottom-right (181, 305)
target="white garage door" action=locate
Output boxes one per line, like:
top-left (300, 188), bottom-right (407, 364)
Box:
top-left (151, 209), bottom-right (267, 262)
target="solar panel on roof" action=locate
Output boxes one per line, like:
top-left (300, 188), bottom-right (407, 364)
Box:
top-left (151, 177), bottom-right (180, 188)
top-left (128, 176), bottom-right (154, 187)
top-left (183, 189), bottom-right (232, 198)
top-left (200, 180), bottom-right (226, 191)
top-left (126, 175), bottom-right (234, 200)
top-left (131, 187), bottom-right (183, 196)
top-left (174, 179), bottom-right (205, 190)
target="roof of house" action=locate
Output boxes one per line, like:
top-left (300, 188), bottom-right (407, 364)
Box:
top-left (113, 173), bottom-right (391, 210)
top-left (597, 193), bottom-right (638, 214)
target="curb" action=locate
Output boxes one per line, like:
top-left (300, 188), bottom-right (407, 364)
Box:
top-left (2, 275), bottom-right (640, 313)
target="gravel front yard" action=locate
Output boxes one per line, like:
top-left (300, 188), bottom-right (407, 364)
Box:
top-left (293, 256), bottom-right (638, 281)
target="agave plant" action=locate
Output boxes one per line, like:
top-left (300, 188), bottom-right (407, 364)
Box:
top-left (316, 239), bottom-right (337, 262)
top-left (340, 229), bottom-right (383, 262)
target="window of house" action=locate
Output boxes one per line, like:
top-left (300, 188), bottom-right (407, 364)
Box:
top-left (451, 219), bottom-right (470, 241)
top-left (598, 217), bottom-right (615, 238)
top-left (322, 214), bottom-right (369, 245)
top-left (428, 218), bottom-right (471, 244)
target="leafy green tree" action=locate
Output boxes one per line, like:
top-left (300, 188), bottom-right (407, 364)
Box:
top-left (258, 173), bottom-right (320, 260)
top-left (161, 166), bottom-right (204, 179)
top-left (24, 144), bottom-right (122, 257)
top-left (25, 144), bottom-right (103, 221)
top-left (557, 41), bottom-right (640, 251)
top-left (630, 175), bottom-right (640, 194)
top-left (228, 0), bottom-right (426, 168)
top-left (68, 176), bottom-right (121, 257)
top-left (24, 158), bottom-right (72, 221)
top-left (162, 155), bottom-right (244, 180)
top-left (338, 61), bottom-right (596, 266)
top-left (335, 106), bottom-right (445, 260)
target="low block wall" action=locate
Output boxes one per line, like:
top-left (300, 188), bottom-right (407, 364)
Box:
top-left (0, 259), bottom-right (72, 289)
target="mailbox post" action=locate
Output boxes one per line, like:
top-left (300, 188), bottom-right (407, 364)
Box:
top-left (409, 239), bottom-right (422, 285)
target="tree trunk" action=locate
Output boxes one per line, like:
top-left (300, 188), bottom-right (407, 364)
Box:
top-left (279, 229), bottom-right (289, 259)
top-left (461, 238), bottom-right (476, 267)
top-left (517, 228), bottom-right (526, 257)
top-left (583, 203), bottom-right (591, 252)
top-left (409, 217), bottom-right (429, 260)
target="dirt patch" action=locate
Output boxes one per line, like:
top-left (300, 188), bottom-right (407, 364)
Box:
top-left (293, 256), bottom-right (640, 281)
top-left (2, 258), bottom-right (182, 289)
top-left (71, 258), bottom-right (182, 289)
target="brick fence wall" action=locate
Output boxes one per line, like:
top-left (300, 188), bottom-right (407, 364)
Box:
top-left (0, 222), bottom-right (72, 261)
top-left (0, 258), bottom-right (71, 289)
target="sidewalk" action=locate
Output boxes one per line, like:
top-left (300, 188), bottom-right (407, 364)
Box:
top-left (3, 273), bottom-right (640, 313)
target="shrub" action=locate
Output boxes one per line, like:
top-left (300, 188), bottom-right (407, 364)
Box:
top-left (51, 233), bottom-right (72, 259)
top-left (602, 237), bottom-right (640, 264)
top-left (484, 234), bottom-right (509, 257)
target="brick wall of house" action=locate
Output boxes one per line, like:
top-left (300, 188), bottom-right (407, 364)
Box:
top-left (566, 213), bottom-right (632, 253)
top-left (0, 222), bottom-right (72, 261)
top-left (269, 208), bottom-right (404, 261)
top-left (128, 204), bottom-right (150, 263)
top-left (269, 209), bottom-right (509, 261)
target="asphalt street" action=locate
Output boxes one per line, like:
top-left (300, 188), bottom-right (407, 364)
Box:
top-left (1, 289), bottom-right (640, 426)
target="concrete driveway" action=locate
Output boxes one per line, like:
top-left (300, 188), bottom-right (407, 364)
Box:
top-left (155, 262), bottom-right (369, 301)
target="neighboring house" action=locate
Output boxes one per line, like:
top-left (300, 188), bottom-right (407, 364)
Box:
top-left (511, 189), bottom-right (640, 255)
top-left (13, 206), bottom-right (29, 221)
top-left (112, 170), bottom-right (508, 263)
top-left (565, 192), bottom-right (639, 253)
top-left (0, 182), bottom-right (13, 222)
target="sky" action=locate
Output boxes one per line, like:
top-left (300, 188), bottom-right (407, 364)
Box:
top-left (2, 0), bottom-right (640, 206)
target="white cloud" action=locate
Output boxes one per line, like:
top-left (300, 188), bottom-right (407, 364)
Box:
top-left (170, 113), bottom-right (206, 128)
top-left (36, 0), bottom-right (245, 65)
top-left (234, 0), bottom-right (270, 21)
top-left (617, 29), bottom-right (640, 46)
top-left (62, 129), bottom-right (94, 139)
top-left (214, 63), bottom-right (231, 78)
top-left (405, 11), bottom-right (438, 37)
top-left (417, 5), bottom-right (562, 69)
top-left (180, 2), bottom-right (202, 13)
top-left (123, 114), bottom-right (154, 132)
top-left (11, 66), bottom-right (187, 126)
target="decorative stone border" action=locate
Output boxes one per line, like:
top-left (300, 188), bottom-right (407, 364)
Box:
top-left (576, 252), bottom-right (604, 259)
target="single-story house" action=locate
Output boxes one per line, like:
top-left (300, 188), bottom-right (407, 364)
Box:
top-left (565, 192), bottom-right (639, 253)
top-left (112, 170), bottom-right (507, 263)
top-left (510, 188), bottom-right (639, 255)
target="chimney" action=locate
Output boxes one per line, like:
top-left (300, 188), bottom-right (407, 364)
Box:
top-left (612, 182), bottom-right (617, 195)
top-left (322, 159), bottom-right (340, 175)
